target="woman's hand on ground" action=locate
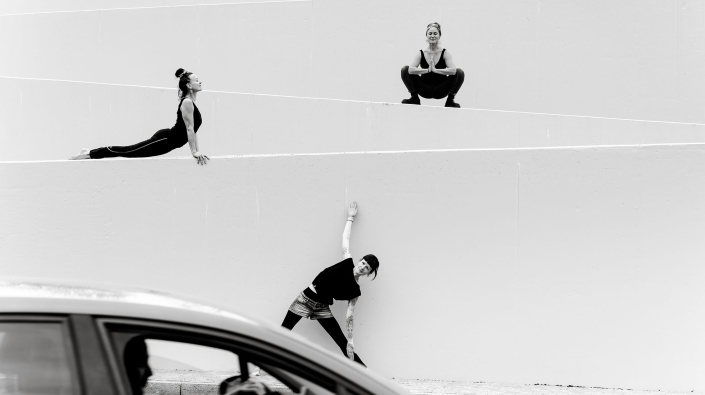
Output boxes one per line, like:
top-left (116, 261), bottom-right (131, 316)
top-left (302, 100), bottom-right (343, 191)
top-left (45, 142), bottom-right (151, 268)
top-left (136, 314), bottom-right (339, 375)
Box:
top-left (346, 341), bottom-right (355, 360)
top-left (193, 151), bottom-right (210, 165)
top-left (347, 201), bottom-right (358, 217)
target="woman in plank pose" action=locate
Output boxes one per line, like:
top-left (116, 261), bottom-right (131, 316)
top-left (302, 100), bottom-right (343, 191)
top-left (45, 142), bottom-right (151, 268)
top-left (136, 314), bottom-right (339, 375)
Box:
top-left (69, 68), bottom-right (209, 165)
top-left (281, 202), bottom-right (379, 366)
top-left (401, 22), bottom-right (465, 108)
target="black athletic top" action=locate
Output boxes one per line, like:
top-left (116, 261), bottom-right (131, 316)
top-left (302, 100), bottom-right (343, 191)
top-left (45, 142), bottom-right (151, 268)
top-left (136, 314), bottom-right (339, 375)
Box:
top-left (419, 48), bottom-right (448, 86)
top-left (170, 98), bottom-right (202, 144)
top-left (304, 258), bottom-right (361, 305)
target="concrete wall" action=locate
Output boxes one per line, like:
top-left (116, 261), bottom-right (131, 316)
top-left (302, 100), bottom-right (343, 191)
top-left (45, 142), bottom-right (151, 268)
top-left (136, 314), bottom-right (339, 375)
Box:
top-left (2, 0), bottom-right (705, 121)
top-left (2, 146), bottom-right (704, 391)
top-left (0, 0), bottom-right (282, 15)
top-left (0, 1), bottom-right (313, 97)
top-left (4, 77), bottom-right (705, 162)
top-left (310, 0), bottom-right (705, 121)
top-left (3, 0), bottom-right (705, 391)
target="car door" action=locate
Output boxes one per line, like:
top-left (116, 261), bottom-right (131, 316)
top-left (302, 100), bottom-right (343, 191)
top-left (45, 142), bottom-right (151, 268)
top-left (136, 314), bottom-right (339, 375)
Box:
top-left (93, 317), bottom-right (377, 395)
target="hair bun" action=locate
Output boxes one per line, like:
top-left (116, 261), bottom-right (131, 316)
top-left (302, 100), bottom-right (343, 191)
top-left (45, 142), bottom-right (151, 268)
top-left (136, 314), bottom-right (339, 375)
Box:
top-left (175, 68), bottom-right (186, 78)
top-left (426, 22), bottom-right (442, 35)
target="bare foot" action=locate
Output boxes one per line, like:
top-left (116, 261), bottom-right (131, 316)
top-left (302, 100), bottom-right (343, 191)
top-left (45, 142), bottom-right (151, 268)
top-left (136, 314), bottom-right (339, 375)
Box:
top-left (69, 148), bottom-right (90, 160)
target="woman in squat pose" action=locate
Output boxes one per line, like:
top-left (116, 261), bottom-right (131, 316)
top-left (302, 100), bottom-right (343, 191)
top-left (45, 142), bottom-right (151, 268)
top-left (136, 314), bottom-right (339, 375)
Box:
top-left (69, 68), bottom-right (209, 165)
top-left (401, 22), bottom-right (465, 108)
top-left (281, 202), bottom-right (379, 367)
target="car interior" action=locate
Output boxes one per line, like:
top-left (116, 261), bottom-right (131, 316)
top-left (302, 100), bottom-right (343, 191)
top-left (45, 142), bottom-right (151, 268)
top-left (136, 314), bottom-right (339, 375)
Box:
top-left (107, 324), bottom-right (339, 395)
top-left (0, 317), bottom-right (366, 395)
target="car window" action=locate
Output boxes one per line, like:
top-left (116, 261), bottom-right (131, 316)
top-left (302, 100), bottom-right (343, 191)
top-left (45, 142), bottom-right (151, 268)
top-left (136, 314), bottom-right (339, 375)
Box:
top-left (0, 320), bottom-right (80, 395)
top-left (100, 321), bottom-right (363, 395)
top-left (255, 362), bottom-right (335, 395)
top-left (145, 339), bottom-right (240, 384)
top-left (144, 339), bottom-right (333, 395)
top-left (147, 338), bottom-right (239, 371)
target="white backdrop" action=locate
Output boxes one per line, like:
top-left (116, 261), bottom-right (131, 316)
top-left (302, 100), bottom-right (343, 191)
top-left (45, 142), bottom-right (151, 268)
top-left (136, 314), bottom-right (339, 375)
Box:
top-left (3, 79), bottom-right (705, 162)
top-left (1, 0), bottom-right (704, 120)
top-left (2, 0), bottom-right (705, 390)
top-left (2, 146), bottom-right (704, 391)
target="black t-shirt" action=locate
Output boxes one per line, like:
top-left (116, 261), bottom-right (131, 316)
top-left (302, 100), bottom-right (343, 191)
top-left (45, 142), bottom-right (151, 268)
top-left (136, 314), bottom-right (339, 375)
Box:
top-left (306, 258), bottom-right (361, 305)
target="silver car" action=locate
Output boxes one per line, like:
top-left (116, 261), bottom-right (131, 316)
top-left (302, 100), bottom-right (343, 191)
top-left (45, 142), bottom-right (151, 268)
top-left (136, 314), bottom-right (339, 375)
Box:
top-left (0, 280), bottom-right (410, 395)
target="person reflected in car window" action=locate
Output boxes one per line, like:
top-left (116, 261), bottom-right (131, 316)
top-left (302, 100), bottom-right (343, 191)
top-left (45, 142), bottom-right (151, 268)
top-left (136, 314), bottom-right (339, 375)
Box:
top-left (124, 337), bottom-right (153, 395)
top-left (280, 201), bottom-right (379, 367)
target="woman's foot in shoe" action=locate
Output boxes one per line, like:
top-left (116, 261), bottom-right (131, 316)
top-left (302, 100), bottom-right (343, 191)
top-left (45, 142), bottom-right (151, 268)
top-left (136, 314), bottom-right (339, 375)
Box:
top-left (444, 98), bottom-right (460, 108)
top-left (402, 96), bottom-right (420, 105)
top-left (69, 148), bottom-right (91, 160)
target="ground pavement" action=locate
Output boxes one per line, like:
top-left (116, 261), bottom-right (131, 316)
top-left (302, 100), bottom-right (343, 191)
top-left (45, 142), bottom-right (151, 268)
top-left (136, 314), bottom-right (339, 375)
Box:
top-left (145, 369), bottom-right (702, 395)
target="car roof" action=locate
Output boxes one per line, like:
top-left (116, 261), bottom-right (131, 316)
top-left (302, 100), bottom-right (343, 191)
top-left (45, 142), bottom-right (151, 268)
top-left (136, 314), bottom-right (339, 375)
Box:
top-left (0, 279), bottom-right (264, 328)
top-left (0, 279), bottom-right (409, 395)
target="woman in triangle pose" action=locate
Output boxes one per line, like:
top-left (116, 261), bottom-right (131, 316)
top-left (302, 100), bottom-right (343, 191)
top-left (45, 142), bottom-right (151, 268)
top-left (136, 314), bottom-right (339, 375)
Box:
top-left (281, 202), bottom-right (379, 367)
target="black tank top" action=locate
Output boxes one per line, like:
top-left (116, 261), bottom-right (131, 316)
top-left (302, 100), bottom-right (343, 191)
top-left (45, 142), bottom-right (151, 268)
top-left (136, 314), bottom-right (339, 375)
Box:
top-left (171, 98), bottom-right (202, 141)
top-left (419, 48), bottom-right (448, 86)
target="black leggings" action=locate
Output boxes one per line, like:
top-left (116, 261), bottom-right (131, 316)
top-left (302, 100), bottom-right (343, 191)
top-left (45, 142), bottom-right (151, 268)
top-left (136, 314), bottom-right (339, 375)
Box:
top-left (401, 65), bottom-right (465, 99)
top-left (89, 128), bottom-right (185, 159)
top-left (281, 311), bottom-right (366, 366)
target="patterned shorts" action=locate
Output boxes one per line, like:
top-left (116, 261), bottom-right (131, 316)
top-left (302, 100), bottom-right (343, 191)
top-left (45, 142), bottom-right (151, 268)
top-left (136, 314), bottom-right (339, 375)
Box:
top-left (288, 291), bottom-right (334, 320)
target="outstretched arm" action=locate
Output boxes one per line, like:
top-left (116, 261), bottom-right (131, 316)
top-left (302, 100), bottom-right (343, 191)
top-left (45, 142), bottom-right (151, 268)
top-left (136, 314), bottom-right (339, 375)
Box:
top-left (342, 202), bottom-right (357, 259)
top-left (345, 297), bottom-right (358, 360)
top-left (181, 99), bottom-right (209, 165)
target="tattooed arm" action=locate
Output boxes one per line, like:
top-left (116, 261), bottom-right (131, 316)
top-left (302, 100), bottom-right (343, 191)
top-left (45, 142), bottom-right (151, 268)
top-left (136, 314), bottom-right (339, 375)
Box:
top-left (346, 297), bottom-right (358, 360)
top-left (342, 202), bottom-right (358, 259)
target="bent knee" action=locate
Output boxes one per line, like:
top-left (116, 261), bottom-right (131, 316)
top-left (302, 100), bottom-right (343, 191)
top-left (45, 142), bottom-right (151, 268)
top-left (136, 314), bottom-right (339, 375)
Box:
top-left (455, 68), bottom-right (465, 77)
top-left (401, 65), bottom-right (410, 74)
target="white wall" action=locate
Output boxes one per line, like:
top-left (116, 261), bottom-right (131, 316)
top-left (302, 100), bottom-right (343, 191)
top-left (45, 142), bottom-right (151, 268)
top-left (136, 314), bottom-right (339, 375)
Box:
top-left (4, 78), bottom-right (705, 162)
top-left (2, 146), bottom-right (704, 391)
top-left (3, 0), bottom-right (705, 390)
top-left (2, 1), bottom-right (704, 121)
top-left (0, 0), bottom-right (284, 15)
top-left (311, 0), bottom-right (705, 121)
top-left (0, 1), bottom-right (313, 97)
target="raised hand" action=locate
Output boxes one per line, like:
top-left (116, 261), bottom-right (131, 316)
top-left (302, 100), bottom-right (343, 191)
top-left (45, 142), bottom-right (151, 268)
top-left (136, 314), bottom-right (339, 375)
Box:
top-left (347, 201), bottom-right (358, 217)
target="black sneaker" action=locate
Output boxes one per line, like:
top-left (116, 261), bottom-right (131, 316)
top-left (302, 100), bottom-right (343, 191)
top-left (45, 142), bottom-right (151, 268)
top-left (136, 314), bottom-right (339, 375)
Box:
top-left (402, 96), bottom-right (421, 105)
